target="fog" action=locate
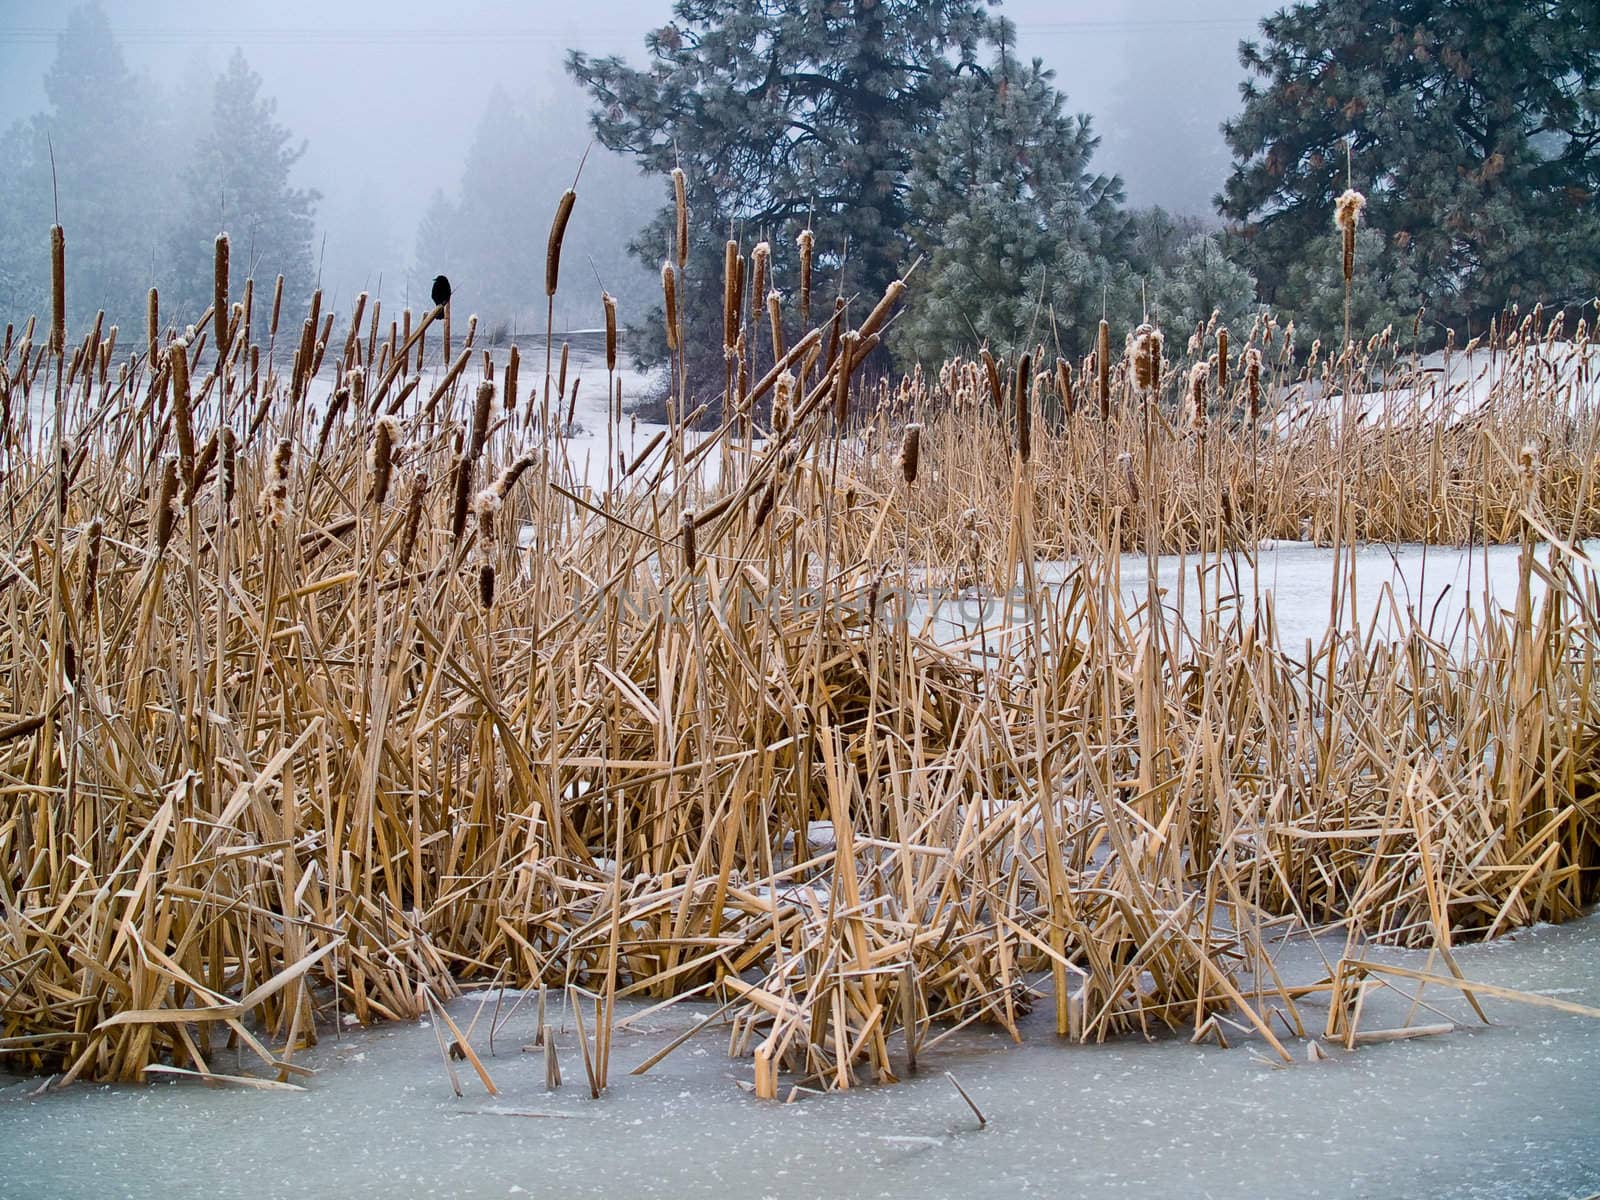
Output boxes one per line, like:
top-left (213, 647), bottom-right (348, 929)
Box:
top-left (0, 0), bottom-right (1275, 328)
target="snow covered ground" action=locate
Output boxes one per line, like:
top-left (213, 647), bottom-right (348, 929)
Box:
top-left (3, 914), bottom-right (1597, 1200)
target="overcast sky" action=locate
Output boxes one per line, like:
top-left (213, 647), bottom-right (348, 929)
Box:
top-left (0, 0), bottom-right (1279, 279)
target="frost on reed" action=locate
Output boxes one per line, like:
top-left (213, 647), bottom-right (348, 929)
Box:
top-left (2, 223), bottom-right (1598, 1107)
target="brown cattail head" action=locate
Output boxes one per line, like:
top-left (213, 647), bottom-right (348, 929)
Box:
top-left (767, 289), bottom-right (785, 362)
top-left (449, 455), bottom-right (473, 541)
top-left (218, 425), bottom-right (237, 511)
top-left (1015, 351), bottom-right (1033, 463)
top-left (672, 166), bottom-right (688, 270)
top-left (147, 287), bottom-right (159, 367)
top-left (900, 422), bottom-right (922, 485)
top-left (773, 371), bottom-right (794, 435)
top-left (213, 233), bottom-right (230, 353)
top-left (478, 563), bottom-right (496, 609)
top-left (680, 507), bottom-right (697, 573)
top-left (834, 331), bottom-right (859, 426)
top-left (260, 438), bottom-right (293, 527)
top-left (1118, 451), bottom-right (1139, 505)
top-left (1188, 361), bottom-right (1209, 431)
top-left (602, 292), bottom-right (618, 372)
top-left (168, 339), bottom-right (195, 485)
top-left (505, 344), bottom-right (521, 412)
top-left (399, 471), bottom-right (428, 566)
top-left (796, 228), bottom-right (814, 322)
top-left (469, 379), bottom-right (495, 461)
top-left (49, 225), bottom-right (65, 356)
top-left (661, 263), bottom-right (679, 351)
top-left (547, 189), bottom-right (576, 297)
top-left (860, 278), bottom-right (906, 340)
top-left (1245, 347), bottom-right (1263, 423)
top-left (1097, 319), bottom-right (1111, 416)
top-left (369, 415), bottom-right (399, 505)
top-left (981, 347), bottom-right (1003, 413)
top-left (1056, 357), bottom-right (1075, 417)
top-left (1216, 327), bottom-right (1230, 393)
top-left (1335, 188), bottom-right (1366, 283)
top-left (750, 243), bottom-right (770, 324)
top-left (79, 517), bottom-right (103, 620)
top-left (722, 240), bottom-right (741, 350)
top-left (155, 456), bottom-right (180, 551)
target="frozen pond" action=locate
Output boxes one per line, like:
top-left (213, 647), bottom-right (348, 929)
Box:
top-left (4, 913), bottom-right (1598, 1200)
top-left (913, 538), bottom-right (1599, 655)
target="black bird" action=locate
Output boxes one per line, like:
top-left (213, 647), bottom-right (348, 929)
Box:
top-left (431, 274), bottom-right (452, 312)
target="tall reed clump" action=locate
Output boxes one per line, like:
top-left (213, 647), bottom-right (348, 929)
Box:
top-left (1, 208), bottom-right (1597, 1105)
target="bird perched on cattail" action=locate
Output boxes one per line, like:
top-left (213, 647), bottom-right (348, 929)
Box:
top-left (431, 275), bottom-right (452, 314)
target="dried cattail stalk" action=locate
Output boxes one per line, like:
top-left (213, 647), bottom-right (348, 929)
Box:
top-left (154, 457), bottom-right (180, 550)
top-left (662, 263), bottom-right (679, 351)
top-left (672, 166), bottom-right (689, 269)
top-left (1015, 351), bottom-right (1032, 463)
top-left (1245, 347), bottom-right (1263, 424)
top-left (369, 416), bottom-right (399, 505)
top-left (1097, 319), bottom-right (1111, 417)
top-left (900, 422), bottom-right (922, 484)
top-left (260, 438), bottom-right (292, 527)
top-left (603, 292), bottom-right (618, 372)
top-left (1334, 188), bottom-right (1367, 284)
top-left (399, 472), bottom-right (428, 567)
top-left (796, 228), bottom-right (814, 322)
top-left (1216, 327), bottom-right (1230, 393)
top-left (469, 379), bottom-right (495, 461)
top-left (680, 508), bottom-right (697, 573)
top-left (49, 225), bottom-right (65, 357)
top-left (825, 298), bottom-right (846, 371)
top-left (213, 233), bottom-right (230, 353)
top-left (547, 189), bottom-right (576, 297)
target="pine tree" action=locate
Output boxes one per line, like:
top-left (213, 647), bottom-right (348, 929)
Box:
top-left (892, 46), bottom-right (1135, 364)
top-left (1220, 0), bottom-right (1600, 345)
top-left (1151, 234), bottom-right (1259, 349)
top-left (168, 50), bottom-right (319, 323)
top-left (567, 0), bottom-right (999, 379)
top-left (0, 3), bottom-right (175, 330)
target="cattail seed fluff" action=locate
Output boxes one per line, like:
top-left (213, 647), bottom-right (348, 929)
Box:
top-left (1335, 189), bottom-right (1367, 284)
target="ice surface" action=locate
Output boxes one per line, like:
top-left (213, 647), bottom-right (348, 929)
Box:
top-left (3, 914), bottom-right (1597, 1200)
